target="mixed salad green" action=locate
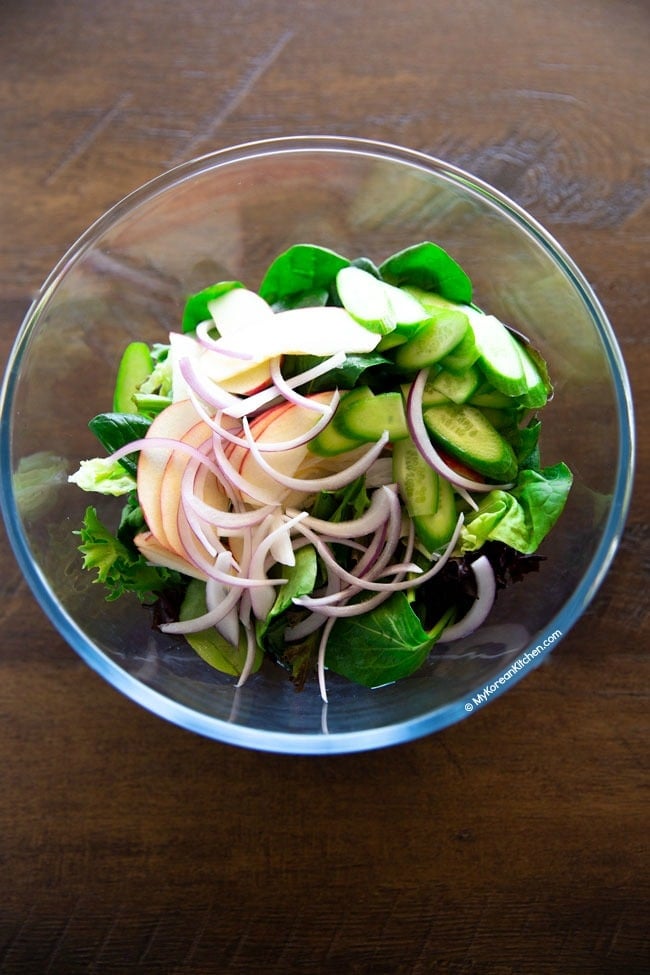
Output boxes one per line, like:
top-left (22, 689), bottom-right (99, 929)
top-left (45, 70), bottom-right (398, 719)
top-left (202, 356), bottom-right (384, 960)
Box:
top-left (70, 241), bottom-right (572, 699)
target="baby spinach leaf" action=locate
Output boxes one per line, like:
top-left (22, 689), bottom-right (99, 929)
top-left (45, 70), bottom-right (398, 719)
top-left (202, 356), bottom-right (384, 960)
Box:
top-left (116, 490), bottom-right (148, 551)
top-left (311, 475), bottom-right (369, 524)
top-left (181, 281), bottom-right (244, 333)
top-left (256, 546), bottom-right (321, 688)
top-left (283, 351), bottom-right (390, 392)
top-left (258, 244), bottom-right (350, 309)
top-left (179, 579), bottom-right (261, 678)
top-left (88, 412), bottom-right (151, 476)
top-left (325, 591), bottom-right (435, 688)
top-left (257, 544), bottom-right (318, 644)
top-left (379, 241), bottom-right (472, 305)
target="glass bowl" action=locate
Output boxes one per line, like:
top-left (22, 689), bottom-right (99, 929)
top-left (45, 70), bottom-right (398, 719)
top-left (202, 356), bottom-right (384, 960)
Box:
top-left (0, 136), bottom-right (635, 754)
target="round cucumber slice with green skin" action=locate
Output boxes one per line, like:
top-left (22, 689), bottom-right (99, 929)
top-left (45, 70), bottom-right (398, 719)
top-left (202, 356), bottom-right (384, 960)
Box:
top-left (309, 386), bottom-right (374, 456)
top-left (337, 391), bottom-right (409, 443)
top-left (515, 341), bottom-right (549, 408)
top-left (467, 313), bottom-right (528, 396)
top-left (394, 310), bottom-right (469, 370)
top-left (431, 365), bottom-right (482, 404)
top-left (413, 475), bottom-right (457, 552)
top-left (335, 266), bottom-right (430, 336)
top-left (439, 325), bottom-right (480, 374)
top-left (392, 439), bottom-right (439, 516)
top-left (423, 403), bottom-right (518, 481)
top-left (113, 342), bottom-right (154, 413)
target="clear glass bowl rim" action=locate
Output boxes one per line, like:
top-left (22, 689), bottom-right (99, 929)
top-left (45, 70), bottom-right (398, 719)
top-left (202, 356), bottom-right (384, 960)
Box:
top-left (0, 135), bottom-right (636, 754)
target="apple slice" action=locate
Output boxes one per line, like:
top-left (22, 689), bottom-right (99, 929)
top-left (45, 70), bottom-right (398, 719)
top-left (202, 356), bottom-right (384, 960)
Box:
top-left (159, 418), bottom-right (218, 557)
top-left (183, 305), bottom-right (382, 386)
top-left (201, 350), bottom-right (273, 396)
top-left (224, 399), bottom-right (295, 475)
top-left (207, 287), bottom-right (274, 337)
top-left (169, 332), bottom-right (203, 402)
top-left (134, 531), bottom-right (208, 581)
top-left (236, 392), bottom-right (337, 503)
top-left (137, 399), bottom-right (207, 548)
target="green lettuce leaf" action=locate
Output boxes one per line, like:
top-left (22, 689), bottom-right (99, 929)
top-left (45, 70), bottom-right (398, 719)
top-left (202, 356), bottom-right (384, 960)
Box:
top-left (460, 462), bottom-right (573, 555)
top-left (68, 457), bottom-right (136, 496)
top-left (76, 506), bottom-right (182, 601)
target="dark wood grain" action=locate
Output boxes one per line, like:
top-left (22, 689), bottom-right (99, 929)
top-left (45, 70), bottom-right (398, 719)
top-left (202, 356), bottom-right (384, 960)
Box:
top-left (1, 1), bottom-right (648, 973)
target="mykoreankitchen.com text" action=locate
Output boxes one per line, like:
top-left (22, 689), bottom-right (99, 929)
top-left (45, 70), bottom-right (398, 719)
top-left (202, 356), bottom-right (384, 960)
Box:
top-left (464, 630), bottom-right (562, 712)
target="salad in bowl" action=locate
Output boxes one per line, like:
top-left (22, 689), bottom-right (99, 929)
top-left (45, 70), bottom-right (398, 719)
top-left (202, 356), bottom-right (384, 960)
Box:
top-left (69, 240), bottom-right (572, 702)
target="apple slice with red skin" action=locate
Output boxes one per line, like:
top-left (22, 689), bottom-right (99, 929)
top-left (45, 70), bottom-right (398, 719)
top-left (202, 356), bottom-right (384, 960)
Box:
top-left (138, 399), bottom-right (221, 552)
top-left (170, 303), bottom-right (381, 397)
top-left (134, 531), bottom-right (208, 581)
top-left (235, 391), bottom-right (337, 504)
top-left (223, 398), bottom-right (295, 476)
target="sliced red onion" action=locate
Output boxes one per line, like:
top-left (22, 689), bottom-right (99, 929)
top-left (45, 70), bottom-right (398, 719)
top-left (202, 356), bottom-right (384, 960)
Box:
top-left (284, 571), bottom-right (342, 641)
top-left (179, 356), bottom-right (242, 411)
top-left (437, 554), bottom-right (496, 643)
top-left (407, 369), bottom-right (514, 494)
top-left (195, 320), bottom-right (255, 359)
top-left (270, 357), bottom-right (332, 414)
top-left (211, 429), bottom-right (282, 506)
top-left (186, 389), bottom-right (249, 448)
top-left (292, 522), bottom-right (409, 594)
top-left (234, 621), bottom-right (258, 688)
top-left (222, 350), bottom-right (346, 419)
top-left (160, 552), bottom-right (242, 635)
top-left (295, 511), bottom-right (463, 606)
top-left (108, 435), bottom-right (223, 481)
top-left (184, 491), bottom-right (276, 533)
top-left (248, 511), bottom-right (309, 619)
top-left (285, 483), bottom-right (394, 539)
top-left (243, 422), bottom-right (390, 494)
top-left (176, 507), bottom-right (285, 589)
top-left (178, 502), bottom-right (220, 560)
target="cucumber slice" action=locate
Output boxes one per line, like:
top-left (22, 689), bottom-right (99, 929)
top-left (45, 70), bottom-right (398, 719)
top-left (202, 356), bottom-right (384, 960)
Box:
top-left (337, 390), bottom-right (408, 443)
top-left (469, 314), bottom-right (528, 396)
top-left (420, 377), bottom-right (452, 408)
top-left (308, 423), bottom-right (362, 457)
top-left (431, 365), bottom-right (481, 404)
top-left (113, 342), bottom-right (153, 413)
top-left (413, 475), bottom-right (457, 552)
top-left (335, 266), bottom-right (430, 336)
top-left (516, 341), bottom-right (549, 408)
top-left (392, 439), bottom-right (439, 516)
top-left (394, 310), bottom-right (469, 370)
top-left (440, 325), bottom-right (480, 374)
top-left (309, 386), bottom-right (373, 456)
top-left (377, 331), bottom-right (409, 352)
top-left (423, 403), bottom-right (518, 481)
top-left (468, 384), bottom-right (513, 408)
top-left (401, 286), bottom-right (459, 314)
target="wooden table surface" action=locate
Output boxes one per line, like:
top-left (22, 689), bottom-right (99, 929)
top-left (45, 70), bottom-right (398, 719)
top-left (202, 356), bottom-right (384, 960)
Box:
top-left (1, 2), bottom-right (648, 972)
